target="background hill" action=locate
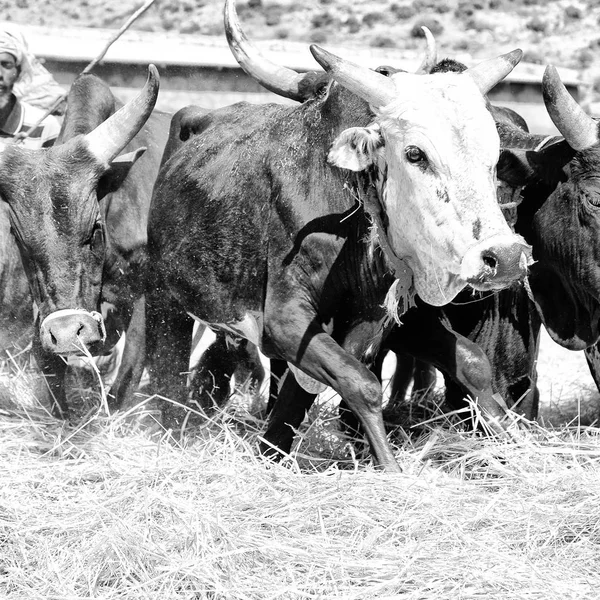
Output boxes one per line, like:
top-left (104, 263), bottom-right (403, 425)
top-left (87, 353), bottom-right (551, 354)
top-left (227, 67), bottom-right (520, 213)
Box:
top-left (4, 0), bottom-right (600, 108)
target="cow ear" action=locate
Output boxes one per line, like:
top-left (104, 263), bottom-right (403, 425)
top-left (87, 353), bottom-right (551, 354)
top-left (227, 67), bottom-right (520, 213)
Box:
top-left (97, 147), bottom-right (147, 200)
top-left (497, 139), bottom-right (574, 188)
top-left (497, 148), bottom-right (537, 187)
top-left (328, 125), bottom-right (383, 171)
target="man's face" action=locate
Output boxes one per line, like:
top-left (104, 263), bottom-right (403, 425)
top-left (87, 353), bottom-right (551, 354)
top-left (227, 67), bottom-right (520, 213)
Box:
top-left (0, 52), bottom-right (19, 97)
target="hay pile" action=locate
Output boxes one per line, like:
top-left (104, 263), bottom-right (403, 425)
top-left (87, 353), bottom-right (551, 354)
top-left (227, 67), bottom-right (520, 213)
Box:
top-left (0, 371), bottom-right (599, 599)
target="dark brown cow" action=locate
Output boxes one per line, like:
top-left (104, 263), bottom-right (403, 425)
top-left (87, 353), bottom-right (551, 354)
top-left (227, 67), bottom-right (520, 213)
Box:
top-left (0, 66), bottom-right (168, 416)
top-left (143, 0), bottom-right (530, 472)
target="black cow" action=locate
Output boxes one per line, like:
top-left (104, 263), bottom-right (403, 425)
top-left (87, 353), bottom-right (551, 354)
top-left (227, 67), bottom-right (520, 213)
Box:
top-left (144, 0), bottom-right (531, 472)
top-left (511, 68), bottom-right (600, 382)
top-left (0, 66), bottom-right (168, 416)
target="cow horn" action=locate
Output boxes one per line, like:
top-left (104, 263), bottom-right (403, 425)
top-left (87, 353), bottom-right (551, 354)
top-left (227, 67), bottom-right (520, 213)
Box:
top-left (543, 65), bottom-right (599, 151)
top-left (466, 49), bottom-right (523, 95)
top-left (85, 64), bottom-right (159, 165)
top-left (224, 0), bottom-right (319, 102)
top-left (310, 45), bottom-right (396, 108)
top-left (415, 26), bottom-right (437, 74)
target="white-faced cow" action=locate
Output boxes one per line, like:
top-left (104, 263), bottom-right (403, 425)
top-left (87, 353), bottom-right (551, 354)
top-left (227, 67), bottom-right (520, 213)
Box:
top-left (0, 66), bottom-right (168, 416)
top-left (383, 64), bottom-right (600, 426)
top-left (144, 0), bottom-right (530, 472)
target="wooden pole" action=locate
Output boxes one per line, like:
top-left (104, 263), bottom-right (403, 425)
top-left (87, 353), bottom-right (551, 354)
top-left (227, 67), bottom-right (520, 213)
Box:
top-left (14, 0), bottom-right (158, 144)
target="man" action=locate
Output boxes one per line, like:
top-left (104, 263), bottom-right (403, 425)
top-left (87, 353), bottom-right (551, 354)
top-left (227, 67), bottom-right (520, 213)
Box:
top-left (0, 29), bottom-right (60, 151)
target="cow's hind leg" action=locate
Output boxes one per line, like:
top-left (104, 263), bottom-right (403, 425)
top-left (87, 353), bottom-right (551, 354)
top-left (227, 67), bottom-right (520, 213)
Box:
top-left (261, 368), bottom-right (317, 459)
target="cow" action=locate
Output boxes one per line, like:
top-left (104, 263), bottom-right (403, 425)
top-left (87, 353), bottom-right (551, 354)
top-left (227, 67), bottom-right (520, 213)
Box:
top-left (0, 65), bottom-right (168, 417)
top-left (382, 65), bottom-right (600, 427)
top-left (511, 68), bottom-right (600, 382)
top-left (142, 0), bottom-right (532, 472)
top-left (220, 27), bottom-right (542, 438)
top-left (183, 26), bottom-right (440, 413)
top-left (367, 59), bottom-right (544, 425)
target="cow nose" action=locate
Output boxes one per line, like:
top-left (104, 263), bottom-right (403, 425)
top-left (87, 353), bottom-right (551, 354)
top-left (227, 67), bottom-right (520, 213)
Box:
top-left (481, 249), bottom-right (499, 277)
top-left (40, 309), bottom-right (106, 355)
top-left (460, 234), bottom-right (533, 290)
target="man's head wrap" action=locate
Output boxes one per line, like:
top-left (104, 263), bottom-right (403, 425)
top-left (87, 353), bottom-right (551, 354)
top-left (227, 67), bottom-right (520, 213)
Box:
top-left (0, 30), bottom-right (25, 69)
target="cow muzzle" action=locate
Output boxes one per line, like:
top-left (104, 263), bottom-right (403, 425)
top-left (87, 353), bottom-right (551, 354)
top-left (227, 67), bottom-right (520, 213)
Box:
top-left (460, 234), bottom-right (533, 290)
top-left (40, 309), bottom-right (107, 355)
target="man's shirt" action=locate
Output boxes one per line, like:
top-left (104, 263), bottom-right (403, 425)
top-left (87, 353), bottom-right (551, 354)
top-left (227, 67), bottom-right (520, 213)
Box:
top-left (0, 95), bottom-right (60, 151)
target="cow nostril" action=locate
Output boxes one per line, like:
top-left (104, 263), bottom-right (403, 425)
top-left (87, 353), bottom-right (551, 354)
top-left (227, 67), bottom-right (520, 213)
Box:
top-left (482, 252), bottom-right (498, 272)
top-left (50, 332), bottom-right (57, 346)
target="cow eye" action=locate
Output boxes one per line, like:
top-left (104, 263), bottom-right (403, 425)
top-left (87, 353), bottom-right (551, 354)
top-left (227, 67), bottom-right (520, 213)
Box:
top-left (587, 195), bottom-right (600, 208)
top-left (405, 145), bottom-right (426, 164)
top-left (89, 224), bottom-right (105, 257)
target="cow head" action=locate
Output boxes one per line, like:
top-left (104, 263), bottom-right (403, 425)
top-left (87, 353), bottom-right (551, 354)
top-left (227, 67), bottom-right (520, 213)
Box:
top-left (0, 65), bottom-right (159, 356)
top-left (311, 46), bottom-right (532, 306)
top-left (505, 66), bottom-right (600, 350)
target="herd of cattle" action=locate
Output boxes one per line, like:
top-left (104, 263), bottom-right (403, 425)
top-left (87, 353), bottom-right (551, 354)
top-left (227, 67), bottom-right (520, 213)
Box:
top-left (1, 0), bottom-right (600, 472)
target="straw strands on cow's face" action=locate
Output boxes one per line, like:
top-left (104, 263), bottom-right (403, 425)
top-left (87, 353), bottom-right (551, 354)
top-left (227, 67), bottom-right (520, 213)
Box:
top-left (1, 368), bottom-right (600, 600)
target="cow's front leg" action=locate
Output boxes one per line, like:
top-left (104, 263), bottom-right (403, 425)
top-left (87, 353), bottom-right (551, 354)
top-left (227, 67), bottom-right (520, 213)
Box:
top-left (145, 291), bottom-right (194, 428)
top-left (109, 295), bottom-right (147, 411)
top-left (265, 318), bottom-right (400, 472)
top-left (584, 343), bottom-right (600, 397)
top-left (189, 331), bottom-right (238, 411)
top-left (385, 314), bottom-right (509, 432)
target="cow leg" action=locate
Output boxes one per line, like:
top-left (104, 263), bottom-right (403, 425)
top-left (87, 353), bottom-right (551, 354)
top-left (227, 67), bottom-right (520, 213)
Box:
top-left (584, 343), bottom-right (600, 395)
top-left (261, 369), bottom-right (318, 458)
top-left (145, 293), bottom-right (194, 428)
top-left (265, 319), bottom-right (399, 472)
top-left (385, 317), bottom-right (507, 430)
top-left (32, 333), bottom-right (69, 419)
top-left (412, 360), bottom-right (437, 396)
top-left (108, 295), bottom-right (146, 411)
top-left (189, 331), bottom-right (238, 411)
top-left (442, 289), bottom-right (541, 420)
top-left (232, 340), bottom-right (266, 393)
top-left (266, 359), bottom-right (288, 413)
top-left (370, 348), bottom-right (420, 404)
top-left (388, 353), bottom-right (416, 404)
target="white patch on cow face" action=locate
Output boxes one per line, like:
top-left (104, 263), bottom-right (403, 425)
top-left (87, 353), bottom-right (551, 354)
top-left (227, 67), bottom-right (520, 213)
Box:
top-left (332, 71), bottom-right (522, 306)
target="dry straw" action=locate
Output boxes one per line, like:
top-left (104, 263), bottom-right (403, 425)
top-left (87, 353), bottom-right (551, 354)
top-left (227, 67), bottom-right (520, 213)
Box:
top-left (0, 361), bottom-right (599, 600)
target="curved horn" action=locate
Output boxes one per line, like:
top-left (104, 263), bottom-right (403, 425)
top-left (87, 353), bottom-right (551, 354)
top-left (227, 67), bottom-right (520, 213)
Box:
top-left (543, 65), bottom-right (598, 151)
top-left (85, 64), bottom-right (159, 165)
top-left (415, 26), bottom-right (437, 74)
top-left (224, 0), bottom-right (322, 102)
top-left (310, 45), bottom-right (396, 108)
top-left (466, 49), bottom-right (523, 96)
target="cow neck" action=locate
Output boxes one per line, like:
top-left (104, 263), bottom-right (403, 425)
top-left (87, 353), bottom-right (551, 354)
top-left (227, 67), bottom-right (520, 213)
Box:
top-left (356, 170), bottom-right (415, 323)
